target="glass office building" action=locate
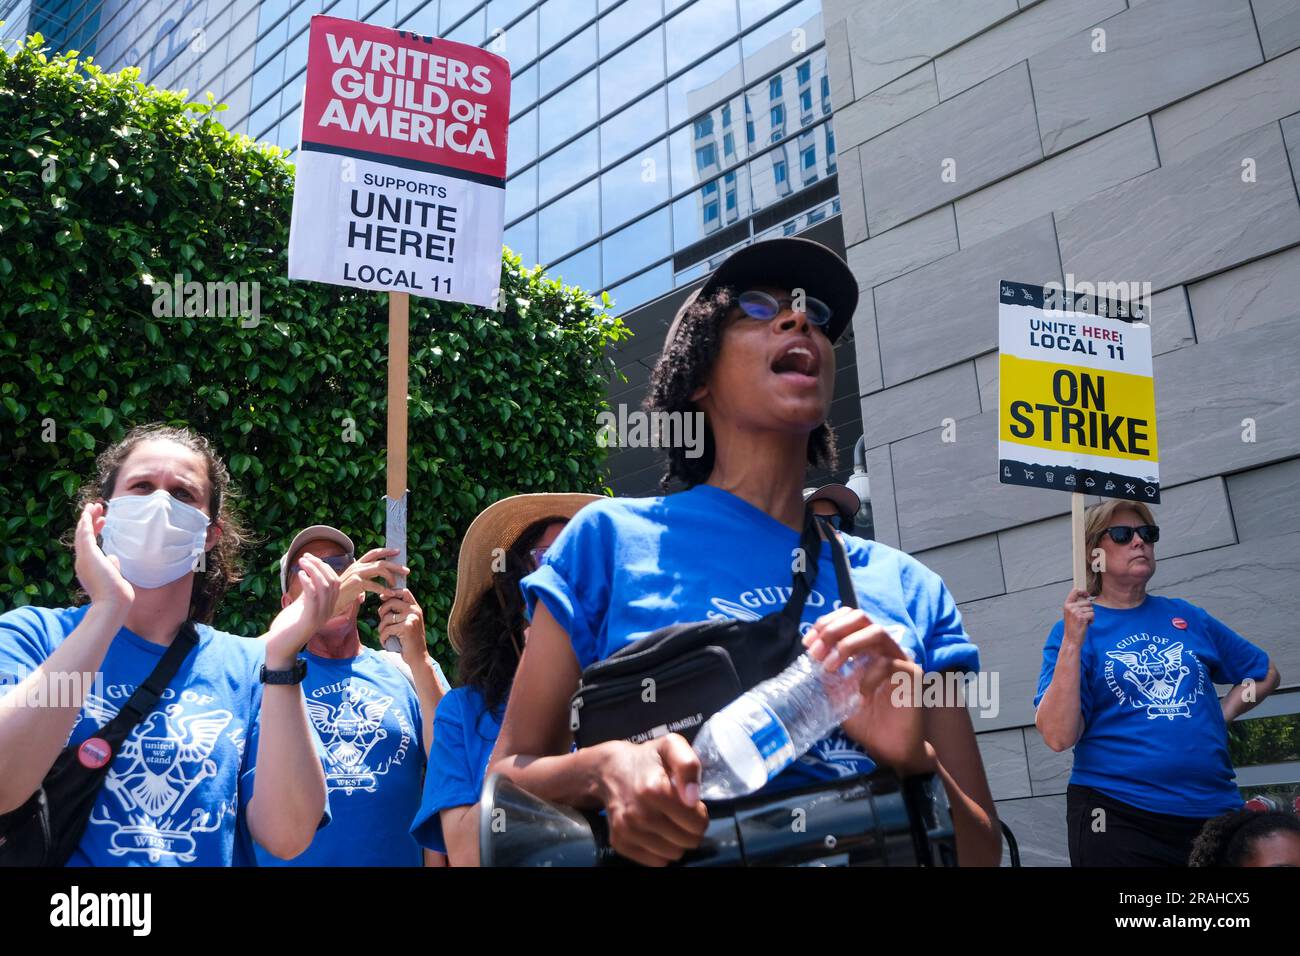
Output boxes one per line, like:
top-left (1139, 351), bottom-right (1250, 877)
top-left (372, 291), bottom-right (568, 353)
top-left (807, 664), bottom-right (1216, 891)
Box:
top-left (4, 0), bottom-right (839, 318)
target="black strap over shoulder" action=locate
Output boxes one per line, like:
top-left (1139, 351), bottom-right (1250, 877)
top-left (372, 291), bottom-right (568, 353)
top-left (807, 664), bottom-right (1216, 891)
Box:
top-left (0, 618), bottom-right (200, 866)
top-left (570, 506), bottom-right (865, 750)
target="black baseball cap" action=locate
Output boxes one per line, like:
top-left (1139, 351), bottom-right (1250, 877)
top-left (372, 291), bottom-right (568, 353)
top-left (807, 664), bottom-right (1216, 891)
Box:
top-left (665, 237), bottom-right (859, 347)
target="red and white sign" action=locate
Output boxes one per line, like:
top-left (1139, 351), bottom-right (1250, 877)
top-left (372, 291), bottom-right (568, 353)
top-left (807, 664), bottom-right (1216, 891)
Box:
top-left (288, 16), bottom-right (510, 307)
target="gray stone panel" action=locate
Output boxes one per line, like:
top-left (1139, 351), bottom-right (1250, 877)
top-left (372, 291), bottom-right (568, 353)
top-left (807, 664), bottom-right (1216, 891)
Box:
top-left (860, 63), bottom-right (1042, 234)
top-left (863, 441), bottom-right (900, 548)
top-left (994, 794), bottom-right (1070, 866)
top-left (954, 117), bottom-right (1158, 248)
top-left (997, 477), bottom-right (1238, 593)
top-left (835, 63), bottom-right (937, 152)
top-left (1284, 112), bottom-right (1300, 183)
top-left (976, 728), bottom-right (1032, 801)
top-left (847, 206), bottom-right (958, 292)
top-left (1152, 49), bottom-right (1300, 164)
top-left (891, 410), bottom-right (1073, 553)
top-left (913, 532), bottom-right (1007, 604)
top-left (1156, 316), bottom-right (1300, 488)
top-left (959, 576), bottom-right (1066, 731)
top-left (1253, 0), bottom-right (1300, 60)
top-left (1227, 456), bottom-right (1300, 542)
top-left (844, 0), bottom-right (1017, 97)
top-left (975, 350), bottom-right (998, 413)
top-left (1186, 244), bottom-right (1300, 343)
top-left (934, 0), bottom-right (1126, 101)
top-left (1029, 0), bottom-right (1262, 155)
top-left (1149, 286), bottom-right (1197, 356)
top-left (1025, 727), bottom-right (1075, 796)
top-left (852, 290), bottom-right (883, 395)
top-left (1056, 123), bottom-right (1300, 293)
top-left (837, 145), bottom-right (869, 247)
top-left (824, 17), bottom-right (856, 113)
top-left (861, 361), bottom-right (981, 448)
top-left (875, 216), bottom-right (1061, 386)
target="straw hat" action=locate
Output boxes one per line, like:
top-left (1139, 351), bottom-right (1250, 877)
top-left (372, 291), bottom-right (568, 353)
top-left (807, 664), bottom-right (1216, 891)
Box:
top-left (446, 492), bottom-right (601, 653)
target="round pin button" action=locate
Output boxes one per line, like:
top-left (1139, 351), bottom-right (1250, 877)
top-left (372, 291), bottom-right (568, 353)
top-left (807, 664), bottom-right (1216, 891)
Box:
top-left (77, 737), bottom-right (113, 769)
top-left (1171, 617), bottom-right (1188, 630)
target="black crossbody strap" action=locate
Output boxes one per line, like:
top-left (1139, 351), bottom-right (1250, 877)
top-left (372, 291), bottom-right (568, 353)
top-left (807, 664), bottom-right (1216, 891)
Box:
top-left (820, 518), bottom-right (860, 609)
top-left (101, 620), bottom-right (199, 739)
top-left (781, 508), bottom-right (830, 624)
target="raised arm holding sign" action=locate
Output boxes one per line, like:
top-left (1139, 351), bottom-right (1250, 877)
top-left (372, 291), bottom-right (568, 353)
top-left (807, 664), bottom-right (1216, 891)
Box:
top-left (287, 17), bottom-right (510, 652)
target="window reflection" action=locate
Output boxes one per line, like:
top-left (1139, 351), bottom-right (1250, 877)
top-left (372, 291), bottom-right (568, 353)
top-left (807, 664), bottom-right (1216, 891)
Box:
top-left (666, 41), bottom-right (740, 128)
top-left (551, 242), bottom-right (602, 293)
top-left (505, 215), bottom-right (538, 267)
top-left (540, 23), bottom-right (596, 97)
top-left (539, 130), bottom-right (599, 204)
top-left (508, 107), bottom-right (538, 176)
top-left (505, 166), bottom-right (537, 224)
top-left (599, 0), bottom-right (662, 55)
top-left (607, 262), bottom-right (673, 314)
top-left (602, 208), bottom-right (672, 286)
top-left (600, 140), bottom-right (671, 231)
top-left (538, 69), bottom-right (598, 153)
top-left (539, 180), bottom-right (600, 262)
top-left (599, 28), bottom-right (664, 116)
top-left (540, 0), bottom-right (597, 51)
top-left (600, 91), bottom-right (667, 167)
top-left (665, 0), bottom-right (738, 75)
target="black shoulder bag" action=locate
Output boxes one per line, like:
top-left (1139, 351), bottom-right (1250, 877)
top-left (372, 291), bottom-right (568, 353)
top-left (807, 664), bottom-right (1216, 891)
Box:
top-left (0, 619), bottom-right (199, 867)
top-left (569, 510), bottom-right (858, 749)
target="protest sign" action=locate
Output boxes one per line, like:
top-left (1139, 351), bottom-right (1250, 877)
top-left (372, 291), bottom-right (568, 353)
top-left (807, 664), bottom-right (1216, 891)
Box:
top-left (286, 17), bottom-right (510, 650)
top-left (288, 16), bottom-right (509, 306)
top-left (998, 279), bottom-right (1159, 588)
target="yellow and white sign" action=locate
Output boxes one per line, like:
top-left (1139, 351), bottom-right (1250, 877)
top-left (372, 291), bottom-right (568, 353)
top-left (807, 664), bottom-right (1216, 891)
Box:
top-left (998, 280), bottom-right (1160, 503)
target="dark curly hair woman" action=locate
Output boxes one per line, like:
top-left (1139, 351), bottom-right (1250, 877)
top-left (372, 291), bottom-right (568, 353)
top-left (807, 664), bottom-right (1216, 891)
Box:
top-left (410, 493), bottom-right (596, 866)
top-left (1189, 809), bottom-right (1300, 866)
top-left (489, 238), bottom-right (1002, 867)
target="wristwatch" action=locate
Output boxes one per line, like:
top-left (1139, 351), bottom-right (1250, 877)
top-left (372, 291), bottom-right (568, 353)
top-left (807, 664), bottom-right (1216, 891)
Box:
top-left (260, 658), bottom-right (308, 685)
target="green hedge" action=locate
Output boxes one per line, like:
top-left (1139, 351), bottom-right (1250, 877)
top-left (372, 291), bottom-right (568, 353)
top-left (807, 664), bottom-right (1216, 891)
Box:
top-left (0, 38), bottom-right (629, 657)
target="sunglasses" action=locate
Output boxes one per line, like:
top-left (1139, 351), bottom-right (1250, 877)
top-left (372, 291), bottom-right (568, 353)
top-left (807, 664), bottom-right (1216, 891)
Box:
top-left (738, 289), bottom-right (832, 327)
top-left (289, 553), bottom-right (355, 577)
top-left (528, 547), bottom-right (549, 570)
top-left (1101, 525), bottom-right (1159, 545)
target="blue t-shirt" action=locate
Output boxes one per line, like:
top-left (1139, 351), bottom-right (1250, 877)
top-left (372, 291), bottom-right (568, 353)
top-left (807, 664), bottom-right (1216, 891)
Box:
top-left (1034, 594), bottom-right (1270, 817)
top-left (0, 604), bottom-right (331, 866)
top-left (254, 648), bottom-right (425, 867)
top-left (519, 484), bottom-right (979, 792)
top-left (411, 685), bottom-right (504, 854)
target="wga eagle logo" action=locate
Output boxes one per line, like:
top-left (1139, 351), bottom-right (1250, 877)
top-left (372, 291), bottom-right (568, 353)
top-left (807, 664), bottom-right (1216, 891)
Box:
top-left (306, 684), bottom-right (398, 795)
top-left (1104, 637), bottom-right (1202, 719)
top-left (82, 696), bottom-right (234, 862)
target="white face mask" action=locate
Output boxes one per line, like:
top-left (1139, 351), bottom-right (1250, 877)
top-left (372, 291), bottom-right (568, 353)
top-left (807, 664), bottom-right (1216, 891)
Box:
top-left (100, 490), bottom-right (212, 589)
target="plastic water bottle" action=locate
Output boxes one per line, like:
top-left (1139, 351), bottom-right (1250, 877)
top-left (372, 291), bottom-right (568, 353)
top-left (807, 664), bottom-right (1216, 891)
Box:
top-left (693, 653), bottom-right (865, 800)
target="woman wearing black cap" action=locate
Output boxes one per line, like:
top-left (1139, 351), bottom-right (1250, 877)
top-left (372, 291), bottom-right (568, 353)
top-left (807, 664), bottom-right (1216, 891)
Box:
top-left (489, 238), bottom-right (1001, 867)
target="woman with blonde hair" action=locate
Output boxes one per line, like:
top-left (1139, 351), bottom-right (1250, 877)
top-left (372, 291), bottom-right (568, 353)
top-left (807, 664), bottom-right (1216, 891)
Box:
top-left (1035, 498), bottom-right (1281, 866)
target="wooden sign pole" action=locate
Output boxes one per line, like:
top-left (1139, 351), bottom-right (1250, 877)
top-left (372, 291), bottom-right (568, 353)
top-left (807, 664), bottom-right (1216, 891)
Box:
top-left (1070, 491), bottom-right (1086, 593)
top-left (384, 291), bottom-right (410, 653)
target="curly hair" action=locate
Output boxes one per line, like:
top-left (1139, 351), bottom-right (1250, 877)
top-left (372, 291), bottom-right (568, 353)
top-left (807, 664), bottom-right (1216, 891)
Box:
top-left (61, 423), bottom-right (252, 624)
top-left (1188, 809), bottom-right (1300, 866)
top-left (457, 517), bottom-right (562, 724)
top-left (644, 285), bottom-right (838, 490)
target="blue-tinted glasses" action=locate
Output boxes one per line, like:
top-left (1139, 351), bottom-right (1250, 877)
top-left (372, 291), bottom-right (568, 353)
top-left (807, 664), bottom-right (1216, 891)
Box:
top-left (738, 289), bottom-right (832, 327)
